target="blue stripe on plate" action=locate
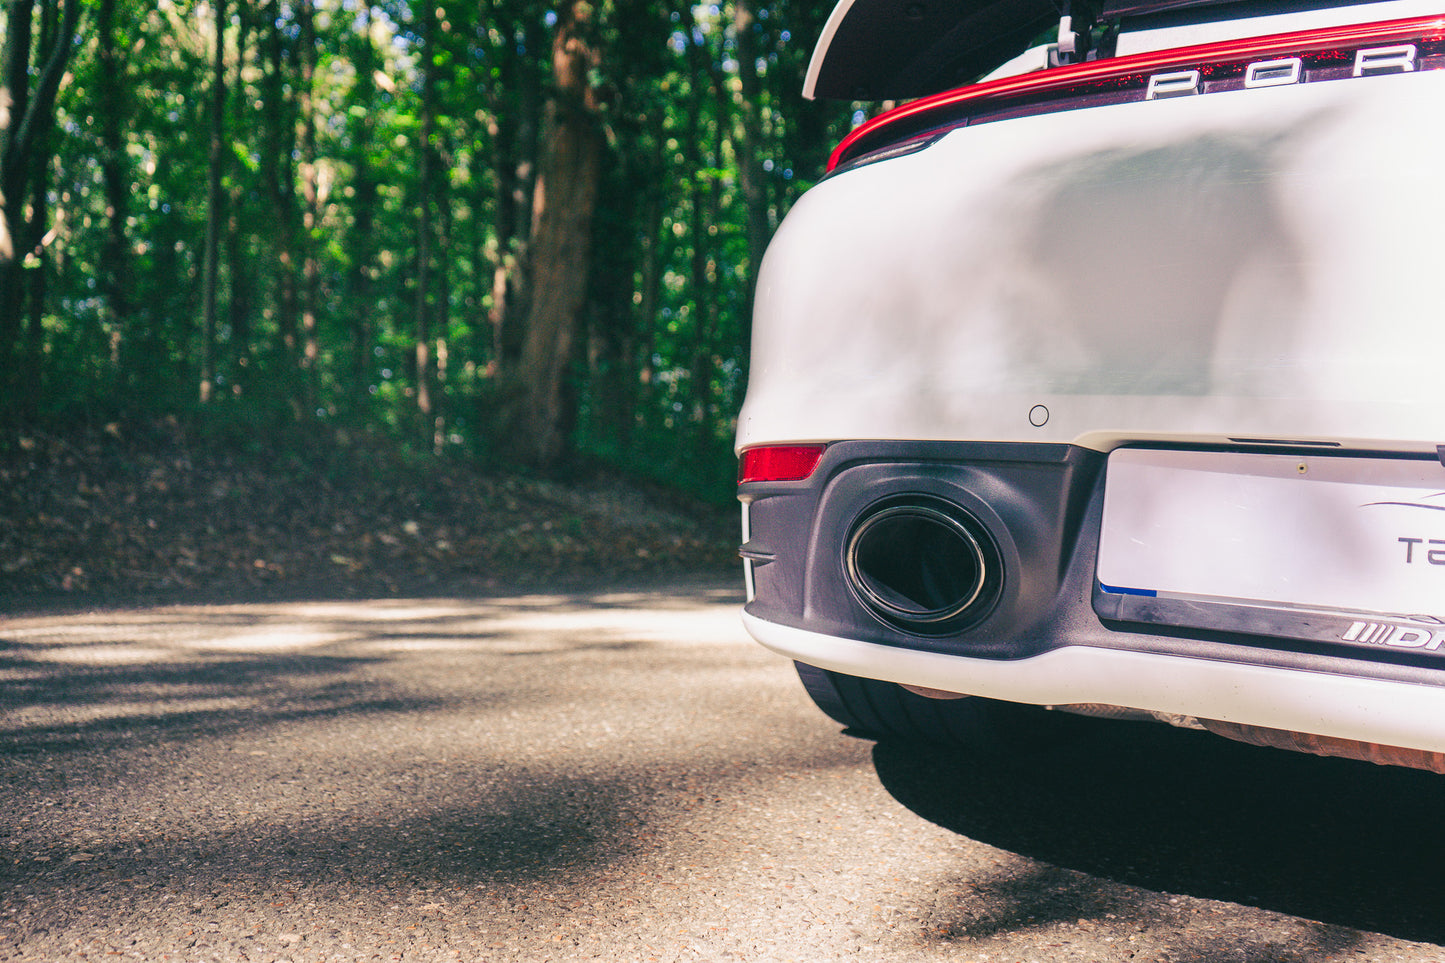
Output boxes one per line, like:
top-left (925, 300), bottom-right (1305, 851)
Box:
top-left (1099, 584), bottom-right (1158, 598)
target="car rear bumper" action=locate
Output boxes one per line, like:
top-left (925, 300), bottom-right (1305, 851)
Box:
top-left (743, 610), bottom-right (1445, 754)
top-left (739, 439), bottom-right (1445, 752)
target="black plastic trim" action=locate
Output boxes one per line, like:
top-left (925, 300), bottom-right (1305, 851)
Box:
top-left (738, 440), bottom-right (1445, 689)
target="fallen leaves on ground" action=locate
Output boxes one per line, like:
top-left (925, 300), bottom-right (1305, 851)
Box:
top-left (1, 426), bottom-right (740, 610)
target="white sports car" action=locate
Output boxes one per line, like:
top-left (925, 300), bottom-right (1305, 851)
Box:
top-left (736, 0), bottom-right (1445, 770)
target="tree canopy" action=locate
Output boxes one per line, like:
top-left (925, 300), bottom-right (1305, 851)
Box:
top-left (0, 0), bottom-right (856, 498)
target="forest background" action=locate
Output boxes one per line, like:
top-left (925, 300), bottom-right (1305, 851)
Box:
top-left (0, 0), bottom-right (861, 496)
top-left (0, 0), bottom-right (869, 604)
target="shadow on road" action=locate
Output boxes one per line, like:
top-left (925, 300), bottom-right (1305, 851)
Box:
top-left (0, 586), bottom-right (780, 906)
top-left (872, 716), bottom-right (1445, 946)
top-left (0, 588), bottom-right (743, 757)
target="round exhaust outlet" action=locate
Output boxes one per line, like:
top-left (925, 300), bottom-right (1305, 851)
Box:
top-left (844, 497), bottom-right (1002, 635)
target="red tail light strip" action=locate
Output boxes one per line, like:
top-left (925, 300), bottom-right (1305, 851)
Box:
top-left (738, 445), bottom-right (827, 485)
top-left (829, 14), bottom-right (1445, 171)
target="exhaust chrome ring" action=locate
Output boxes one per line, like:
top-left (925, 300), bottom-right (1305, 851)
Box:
top-left (844, 498), bottom-right (1000, 634)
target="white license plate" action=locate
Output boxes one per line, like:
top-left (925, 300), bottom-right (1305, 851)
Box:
top-left (1098, 449), bottom-right (1445, 618)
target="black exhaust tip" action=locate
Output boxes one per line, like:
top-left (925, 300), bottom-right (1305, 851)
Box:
top-left (845, 497), bottom-right (1002, 635)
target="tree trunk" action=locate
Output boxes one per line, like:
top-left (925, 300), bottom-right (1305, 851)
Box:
top-left (487, 14), bottom-right (542, 374)
top-left (346, 4), bottom-right (378, 414)
top-left (297, 0), bottom-right (320, 413)
top-left (413, 2), bottom-right (436, 447)
top-left (200, 0), bottom-right (226, 404)
top-left (681, 3), bottom-right (723, 456)
top-left (19, 0), bottom-right (56, 421)
top-left (226, 0), bottom-right (253, 397)
top-left (0, 0), bottom-right (80, 426)
top-left (262, 0), bottom-right (299, 384)
top-left (507, 0), bottom-right (605, 468)
top-left (632, 188), bottom-right (667, 445)
top-left (0, 0), bottom-right (37, 423)
top-left (97, 0), bottom-right (135, 391)
top-left (433, 144), bottom-right (453, 453)
top-left (732, 0), bottom-right (769, 360)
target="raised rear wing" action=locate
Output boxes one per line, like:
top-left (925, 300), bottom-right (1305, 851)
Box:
top-left (802, 0), bottom-right (1064, 100)
top-left (802, 1), bottom-right (1404, 100)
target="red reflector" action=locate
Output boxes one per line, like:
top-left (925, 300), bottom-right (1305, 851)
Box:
top-left (738, 445), bottom-right (827, 485)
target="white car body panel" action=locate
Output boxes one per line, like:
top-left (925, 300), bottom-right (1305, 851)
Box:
top-left (738, 68), bottom-right (1445, 455)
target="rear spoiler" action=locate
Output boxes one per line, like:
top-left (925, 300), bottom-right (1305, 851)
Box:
top-left (1101, 1), bottom-right (1339, 14)
top-left (803, 0), bottom-right (1068, 100)
top-left (1103, 0), bottom-right (1242, 13)
top-left (804, 0), bottom-right (1398, 100)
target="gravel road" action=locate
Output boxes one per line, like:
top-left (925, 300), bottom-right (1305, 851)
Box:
top-left (3, 579), bottom-right (1444, 962)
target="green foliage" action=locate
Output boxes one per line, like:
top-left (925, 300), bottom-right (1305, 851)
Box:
top-left (2, 0), bottom-right (857, 495)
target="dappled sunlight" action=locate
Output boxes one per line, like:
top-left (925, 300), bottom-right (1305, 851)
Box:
top-left (3, 643), bottom-right (180, 666)
top-left (4, 696), bottom-right (258, 731)
top-left (0, 583), bottom-right (764, 759)
top-left (0, 587), bottom-right (749, 666)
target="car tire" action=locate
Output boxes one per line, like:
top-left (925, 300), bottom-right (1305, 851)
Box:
top-left (794, 661), bottom-right (1075, 752)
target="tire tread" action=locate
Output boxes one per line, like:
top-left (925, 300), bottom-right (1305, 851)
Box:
top-left (794, 661), bottom-right (1071, 751)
